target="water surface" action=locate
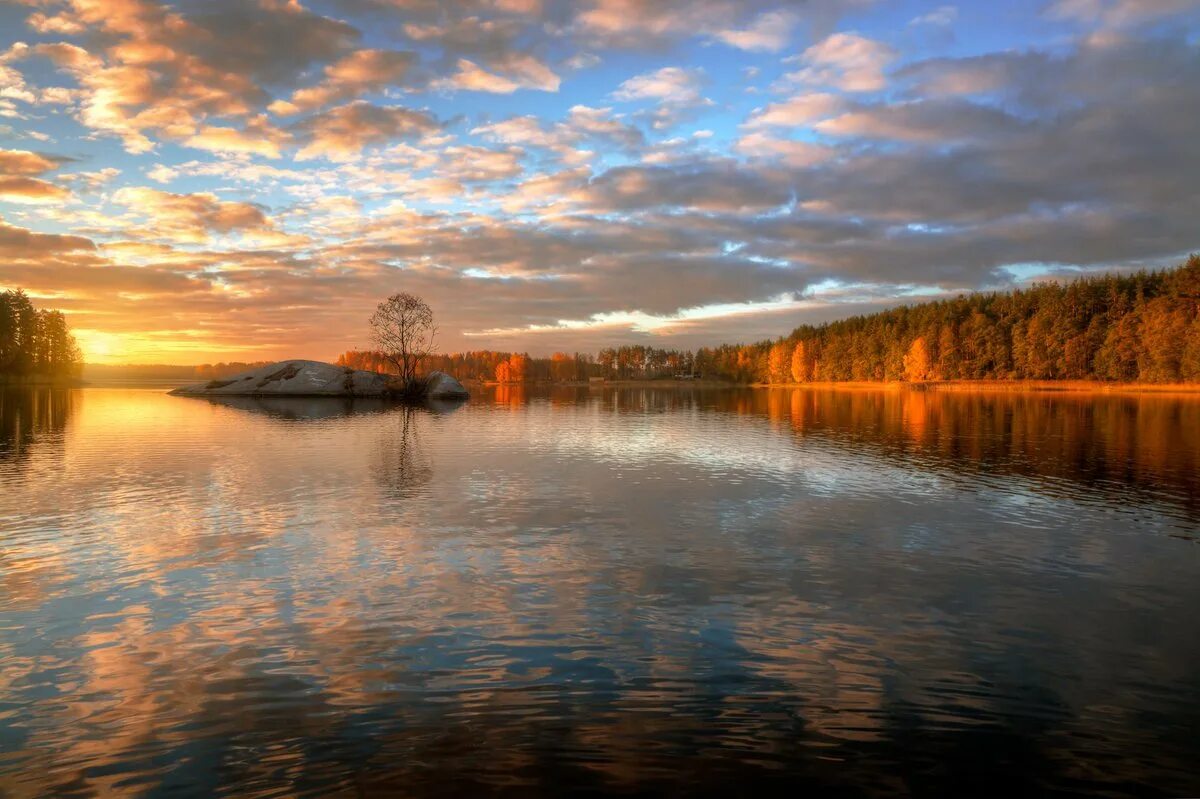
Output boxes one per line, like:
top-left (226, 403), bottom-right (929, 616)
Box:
top-left (1, 385), bottom-right (1198, 797)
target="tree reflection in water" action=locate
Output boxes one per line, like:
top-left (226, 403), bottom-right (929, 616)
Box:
top-left (373, 405), bottom-right (434, 500)
top-left (0, 387), bottom-right (74, 467)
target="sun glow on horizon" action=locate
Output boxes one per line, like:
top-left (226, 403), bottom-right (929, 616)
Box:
top-left (73, 329), bottom-right (286, 366)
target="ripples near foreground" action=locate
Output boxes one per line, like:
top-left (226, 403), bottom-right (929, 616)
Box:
top-left (1, 385), bottom-right (1198, 797)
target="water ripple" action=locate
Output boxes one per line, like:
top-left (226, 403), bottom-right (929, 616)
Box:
top-left (0, 386), bottom-right (1198, 796)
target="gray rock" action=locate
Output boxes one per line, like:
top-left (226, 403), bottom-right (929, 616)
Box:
top-left (424, 371), bottom-right (470, 399)
top-left (170, 360), bottom-right (392, 397)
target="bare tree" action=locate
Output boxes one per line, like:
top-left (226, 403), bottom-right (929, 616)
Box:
top-left (369, 293), bottom-right (437, 388)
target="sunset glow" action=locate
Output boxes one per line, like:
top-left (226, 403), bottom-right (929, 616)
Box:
top-left (1, 0), bottom-right (1198, 363)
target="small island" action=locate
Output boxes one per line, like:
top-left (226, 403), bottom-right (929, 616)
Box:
top-left (170, 294), bottom-right (467, 401)
top-left (169, 359), bottom-right (469, 400)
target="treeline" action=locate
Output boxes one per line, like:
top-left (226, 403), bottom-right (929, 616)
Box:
top-left (0, 289), bottom-right (81, 378)
top-left (343, 256), bottom-right (1200, 385)
top-left (759, 255), bottom-right (1200, 384)
top-left (336, 348), bottom-right (699, 382)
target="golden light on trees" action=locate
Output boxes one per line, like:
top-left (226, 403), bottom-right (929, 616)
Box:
top-left (903, 337), bottom-right (933, 383)
top-left (767, 341), bottom-right (791, 384)
top-left (791, 341), bottom-right (811, 383)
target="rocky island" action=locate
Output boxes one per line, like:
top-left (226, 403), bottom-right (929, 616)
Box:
top-left (169, 360), bottom-right (468, 400)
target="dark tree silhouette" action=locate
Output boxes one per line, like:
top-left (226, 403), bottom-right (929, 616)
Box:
top-left (0, 289), bottom-right (82, 379)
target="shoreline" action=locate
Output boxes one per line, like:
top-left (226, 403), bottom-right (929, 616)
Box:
top-left (11, 376), bottom-right (1200, 396)
top-left (477, 378), bottom-right (1200, 395)
top-left (752, 379), bottom-right (1200, 395)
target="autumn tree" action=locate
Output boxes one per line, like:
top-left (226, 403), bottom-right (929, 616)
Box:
top-left (903, 337), bottom-right (933, 382)
top-left (550, 352), bottom-right (576, 382)
top-left (508, 353), bottom-right (529, 382)
top-left (369, 293), bottom-right (437, 387)
top-left (790, 341), bottom-right (811, 383)
top-left (767, 340), bottom-right (791, 384)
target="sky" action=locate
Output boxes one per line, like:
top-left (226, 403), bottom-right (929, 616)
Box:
top-left (0, 0), bottom-right (1198, 364)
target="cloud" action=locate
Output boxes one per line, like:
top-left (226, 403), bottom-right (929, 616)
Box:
top-left (744, 92), bottom-right (845, 127)
top-left (146, 164), bottom-right (178, 184)
top-left (0, 176), bottom-right (71, 203)
top-left (499, 166), bottom-right (592, 213)
top-left (0, 43), bottom-right (36, 106)
top-left (1046, 0), bottom-right (1200, 28)
top-left (577, 161), bottom-right (791, 212)
top-left (782, 32), bottom-right (895, 92)
top-left (814, 99), bottom-right (1027, 142)
top-left (0, 148), bottom-right (61, 175)
top-left (909, 5), bottom-right (958, 27)
top-left (433, 58), bottom-right (544, 94)
top-left (0, 220), bottom-right (95, 256)
top-left (1, 0), bottom-right (1199, 358)
top-left (612, 66), bottom-right (711, 129)
top-left (472, 106), bottom-right (641, 162)
top-left (293, 101), bottom-right (441, 161)
top-left (734, 132), bottom-right (833, 167)
top-left (184, 117), bottom-right (289, 158)
top-left (17, 0), bottom-right (360, 152)
top-left (270, 49), bottom-right (417, 114)
top-left (713, 10), bottom-right (798, 52)
top-left (572, 0), bottom-right (870, 48)
top-left (564, 105), bottom-right (644, 149)
top-left (472, 115), bottom-right (565, 148)
top-left (111, 187), bottom-right (279, 243)
top-left (58, 167), bottom-right (121, 190)
top-left (27, 11), bottom-right (88, 36)
top-left (401, 14), bottom-right (561, 92)
top-left (613, 66), bottom-right (704, 104)
top-left (438, 145), bottom-right (524, 181)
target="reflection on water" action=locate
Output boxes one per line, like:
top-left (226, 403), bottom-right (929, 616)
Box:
top-left (185, 394), bottom-right (466, 421)
top-left (373, 406), bottom-right (434, 499)
top-left (1, 386), bottom-right (1198, 797)
top-left (0, 387), bottom-right (74, 465)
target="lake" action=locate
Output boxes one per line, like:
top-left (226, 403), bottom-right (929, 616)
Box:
top-left (1, 385), bottom-right (1198, 797)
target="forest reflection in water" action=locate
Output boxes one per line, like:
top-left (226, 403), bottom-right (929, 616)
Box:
top-left (0, 385), bottom-right (1198, 797)
top-left (491, 383), bottom-right (1200, 525)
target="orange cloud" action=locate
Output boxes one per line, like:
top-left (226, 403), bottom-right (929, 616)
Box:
top-left (184, 116), bottom-right (290, 158)
top-left (112, 187), bottom-right (279, 243)
top-left (0, 220), bottom-right (95, 257)
top-left (0, 176), bottom-right (71, 203)
top-left (294, 101), bottom-right (441, 161)
top-left (0, 148), bottom-right (60, 175)
top-left (22, 0), bottom-right (355, 153)
top-left (270, 49), bottom-right (416, 115)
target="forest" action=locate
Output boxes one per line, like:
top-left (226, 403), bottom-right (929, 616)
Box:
top-left (11, 255), bottom-right (1199, 386)
top-left (342, 256), bottom-right (1200, 385)
top-left (0, 289), bottom-right (82, 379)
